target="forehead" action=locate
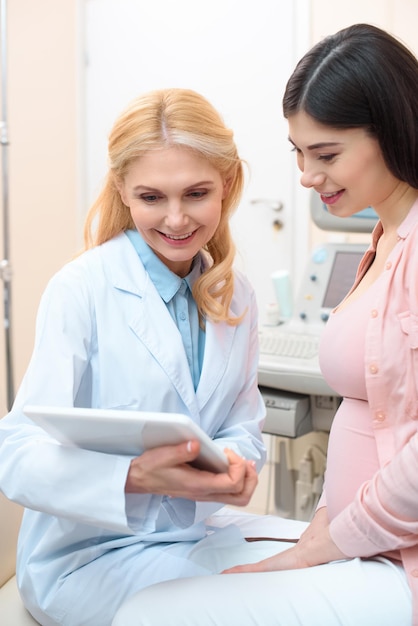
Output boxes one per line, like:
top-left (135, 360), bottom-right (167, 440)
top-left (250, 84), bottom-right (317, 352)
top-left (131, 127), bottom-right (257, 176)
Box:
top-left (125, 145), bottom-right (220, 181)
top-left (287, 111), bottom-right (366, 149)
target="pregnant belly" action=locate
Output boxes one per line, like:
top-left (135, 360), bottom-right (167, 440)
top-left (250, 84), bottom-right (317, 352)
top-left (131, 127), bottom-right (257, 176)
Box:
top-left (325, 397), bottom-right (380, 522)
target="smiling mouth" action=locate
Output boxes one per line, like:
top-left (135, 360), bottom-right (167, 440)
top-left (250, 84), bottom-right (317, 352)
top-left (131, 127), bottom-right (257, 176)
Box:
top-left (320, 190), bottom-right (343, 198)
top-left (319, 189), bottom-right (345, 205)
top-left (160, 231), bottom-right (195, 241)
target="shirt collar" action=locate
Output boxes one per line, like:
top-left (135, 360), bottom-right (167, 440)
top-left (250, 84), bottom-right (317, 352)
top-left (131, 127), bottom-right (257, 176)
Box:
top-left (125, 229), bottom-right (203, 302)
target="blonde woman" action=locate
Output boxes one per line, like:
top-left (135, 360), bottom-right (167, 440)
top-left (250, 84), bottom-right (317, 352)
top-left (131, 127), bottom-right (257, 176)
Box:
top-left (0, 89), bottom-right (269, 625)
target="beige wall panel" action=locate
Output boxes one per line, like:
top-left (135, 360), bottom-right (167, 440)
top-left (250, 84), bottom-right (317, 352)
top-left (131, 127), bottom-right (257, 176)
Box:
top-left (0, 0), bottom-right (79, 414)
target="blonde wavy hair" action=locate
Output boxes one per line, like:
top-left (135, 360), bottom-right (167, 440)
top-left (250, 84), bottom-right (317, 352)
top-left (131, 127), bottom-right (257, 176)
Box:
top-left (84, 88), bottom-right (246, 326)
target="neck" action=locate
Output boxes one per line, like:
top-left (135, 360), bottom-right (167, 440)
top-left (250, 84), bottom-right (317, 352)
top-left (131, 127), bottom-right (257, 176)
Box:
top-left (376, 184), bottom-right (418, 234)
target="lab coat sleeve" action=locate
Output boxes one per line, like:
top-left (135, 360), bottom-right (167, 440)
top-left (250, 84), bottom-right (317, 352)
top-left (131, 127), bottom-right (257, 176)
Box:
top-left (0, 263), bottom-right (158, 534)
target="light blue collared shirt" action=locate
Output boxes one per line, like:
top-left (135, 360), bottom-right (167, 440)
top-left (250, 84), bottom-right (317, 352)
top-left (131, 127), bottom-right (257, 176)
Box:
top-left (125, 229), bottom-right (205, 390)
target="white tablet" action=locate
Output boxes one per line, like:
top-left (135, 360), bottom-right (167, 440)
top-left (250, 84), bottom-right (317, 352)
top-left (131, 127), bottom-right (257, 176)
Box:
top-left (23, 405), bottom-right (229, 474)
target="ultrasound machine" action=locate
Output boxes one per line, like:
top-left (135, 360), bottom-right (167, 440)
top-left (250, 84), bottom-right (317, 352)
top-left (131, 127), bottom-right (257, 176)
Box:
top-left (258, 192), bottom-right (378, 519)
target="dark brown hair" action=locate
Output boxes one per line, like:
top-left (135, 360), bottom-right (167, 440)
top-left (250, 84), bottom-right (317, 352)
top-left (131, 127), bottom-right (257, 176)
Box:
top-left (283, 24), bottom-right (418, 188)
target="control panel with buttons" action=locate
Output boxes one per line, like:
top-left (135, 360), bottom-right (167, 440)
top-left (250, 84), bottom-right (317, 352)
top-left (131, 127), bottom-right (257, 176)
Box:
top-left (294, 243), bottom-right (367, 324)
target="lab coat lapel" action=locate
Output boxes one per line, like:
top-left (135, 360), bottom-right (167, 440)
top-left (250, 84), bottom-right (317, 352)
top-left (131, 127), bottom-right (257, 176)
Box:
top-left (102, 234), bottom-right (238, 417)
top-left (128, 293), bottom-right (199, 415)
top-left (197, 319), bottom-right (236, 411)
top-left (102, 234), bottom-right (199, 415)
top-left (124, 284), bottom-right (237, 418)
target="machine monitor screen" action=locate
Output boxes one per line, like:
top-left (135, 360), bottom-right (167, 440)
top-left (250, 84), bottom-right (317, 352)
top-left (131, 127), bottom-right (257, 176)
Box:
top-left (322, 251), bottom-right (364, 309)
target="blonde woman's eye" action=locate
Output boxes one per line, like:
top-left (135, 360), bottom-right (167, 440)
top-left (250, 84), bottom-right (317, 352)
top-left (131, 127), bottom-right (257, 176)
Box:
top-left (141, 194), bottom-right (160, 203)
top-left (188, 190), bottom-right (207, 199)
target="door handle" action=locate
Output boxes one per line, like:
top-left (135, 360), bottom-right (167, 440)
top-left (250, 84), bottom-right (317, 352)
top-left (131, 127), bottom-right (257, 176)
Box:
top-left (251, 199), bottom-right (283, 212)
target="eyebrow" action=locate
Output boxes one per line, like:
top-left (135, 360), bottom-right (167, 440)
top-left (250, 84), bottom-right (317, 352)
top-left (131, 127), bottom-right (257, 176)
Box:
top-left (132, 180), bottom-right (216, 193)
top-left (288, 137), bottom-right (342, 150)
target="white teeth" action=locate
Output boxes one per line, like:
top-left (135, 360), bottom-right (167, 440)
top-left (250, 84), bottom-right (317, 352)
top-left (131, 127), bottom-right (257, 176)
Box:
top-left (164, 232), bottom-right (192, 240)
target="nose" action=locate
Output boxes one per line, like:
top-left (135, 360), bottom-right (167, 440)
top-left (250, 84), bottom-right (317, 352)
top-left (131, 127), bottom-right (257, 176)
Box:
top-left (165, 200), bottom-right (189, 230)
top-left (299, 163), bottom-right (326, 189)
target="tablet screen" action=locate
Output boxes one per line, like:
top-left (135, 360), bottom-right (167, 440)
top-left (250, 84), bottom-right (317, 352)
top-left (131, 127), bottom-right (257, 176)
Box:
top-left (23, 405), bottom-right (229, 473)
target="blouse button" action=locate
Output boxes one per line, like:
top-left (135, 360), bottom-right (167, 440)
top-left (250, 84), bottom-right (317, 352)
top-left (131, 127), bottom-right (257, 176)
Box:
top-left (371, 309), bottom-right (378, 318)
top-left (375, 411), bottom-right (385, 422)
top-left (411, 569), bottom-right (418, 578)
top-left (385, 261), bottom-right (392, 270)
top-left (369, 363), bottom-right (379, 374)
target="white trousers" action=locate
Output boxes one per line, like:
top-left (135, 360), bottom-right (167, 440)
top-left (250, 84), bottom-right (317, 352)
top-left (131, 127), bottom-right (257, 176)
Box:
top-left (112, 512), bottom-right (411, 626)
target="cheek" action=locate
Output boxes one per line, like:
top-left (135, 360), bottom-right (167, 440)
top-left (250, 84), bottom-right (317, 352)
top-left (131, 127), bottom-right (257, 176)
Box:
top-left (129, 206), bottom-right (152, 230)
top-left (356, 143), bottom-right (388, 182)
top-left (210, 199), bottom-right (223, 226)
top-left (355, 160), bottom-right (388, 193)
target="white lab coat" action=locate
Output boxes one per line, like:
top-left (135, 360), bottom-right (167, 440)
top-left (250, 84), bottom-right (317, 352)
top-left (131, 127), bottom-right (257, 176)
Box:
top-left (0, 232), bottom-right (266, 625)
